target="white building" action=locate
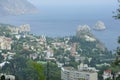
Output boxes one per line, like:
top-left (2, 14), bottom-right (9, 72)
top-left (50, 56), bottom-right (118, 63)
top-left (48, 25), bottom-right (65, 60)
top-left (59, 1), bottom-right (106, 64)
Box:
top-left (46, 50), bottom-right (54, 59)
top-left (0, 36), bottom-right (12, 50)
top-left (61, 63), bottom-right (98, 80)
top-left (20, 24), bottom-right (31, 33)
top-left (0, 61), bottom-right (10, 68)
top-left (0, 74), bottom-right (15, 80)
top-left (102, 70), bottom-right (113, 80)
top-left (8, 27), bottom-right (19, 34)
top-left (56, 62), bottom-right (64, 68)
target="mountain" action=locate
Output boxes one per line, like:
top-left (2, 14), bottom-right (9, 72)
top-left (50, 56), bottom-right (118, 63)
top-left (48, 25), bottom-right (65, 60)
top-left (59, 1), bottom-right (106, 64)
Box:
top-left (0, 0), bottom-right (38, 16)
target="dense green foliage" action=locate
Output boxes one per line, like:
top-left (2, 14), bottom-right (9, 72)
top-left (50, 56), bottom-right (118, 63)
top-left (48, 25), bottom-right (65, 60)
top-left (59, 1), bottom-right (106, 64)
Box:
top-left (114, 37), bottom-right (120, 65)
top-left (107, 37), bottom-right (120, 80)
top-left (0, 75), bottom-right (5, 80)
top-left (114, 0), bottom-right (120, 19)
top-left (44, 62), bottom-right (61, 80)
top-left (32, 62), bottom-right (45, 80)
top-left (70, 36), bottom-right (114, 66)
top-left (1, 55), bottom-right (45, 80)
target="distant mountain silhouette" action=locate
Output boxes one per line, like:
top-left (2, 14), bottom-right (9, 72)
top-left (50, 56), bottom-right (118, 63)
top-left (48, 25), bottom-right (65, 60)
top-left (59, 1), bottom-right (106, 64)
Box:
top-left (0, 0), bottom-right (38, 16)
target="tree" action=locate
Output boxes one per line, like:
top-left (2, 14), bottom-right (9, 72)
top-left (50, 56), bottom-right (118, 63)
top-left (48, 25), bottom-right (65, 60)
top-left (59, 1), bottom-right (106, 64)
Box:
top-left (78, 78), bottom-right (85, 80)
top-left (111, 37), bottom-right (120, 80)
top-left (105, 78), bottom-right (112, 80)
top-left (1, 75), bottom-right (5, 80)
top-left (44, 62), bottom-right (61, 80)
top-left (116, 75), bottom-right (120, 80)
top-left (1, 55), bottom-right (45, 80)
top-left (114, 0), bottom-right (120, 19)
top-left (114, 37), bottom-right (120, 65)
top-left (0, 54), bottom-right (4, 63)
top-left (32, 62), bottom-right (45, 80)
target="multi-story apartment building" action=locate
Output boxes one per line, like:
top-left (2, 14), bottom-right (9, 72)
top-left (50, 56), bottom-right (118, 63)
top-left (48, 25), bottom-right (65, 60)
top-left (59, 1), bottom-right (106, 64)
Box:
top-left (61, 63), bottom-right (98, 80)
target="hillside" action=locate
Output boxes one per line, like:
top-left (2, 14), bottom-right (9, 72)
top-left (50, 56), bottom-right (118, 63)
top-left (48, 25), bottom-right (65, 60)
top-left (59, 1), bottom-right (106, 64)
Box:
top-left (73, 25), bottom-right (106, 54)
top-left (0, 23), bottom-right (115, 80)
top-left (0, 0), bottom-right (38, 16)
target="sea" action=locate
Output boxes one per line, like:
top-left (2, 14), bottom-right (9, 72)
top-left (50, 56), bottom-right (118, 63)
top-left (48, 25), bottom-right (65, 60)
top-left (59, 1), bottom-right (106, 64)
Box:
top-left (0, 6), bottom-right (120, 51)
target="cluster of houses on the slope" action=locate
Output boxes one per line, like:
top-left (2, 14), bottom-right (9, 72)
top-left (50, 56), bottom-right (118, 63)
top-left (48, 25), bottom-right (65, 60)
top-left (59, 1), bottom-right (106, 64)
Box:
top-left (0, 36), bottom-right (12, 50)
top-left (0, 36), bottom-right (16, 60)
top-left (1, 52), bottom-right (16, 61)
top-left (0, 24), bottom-right (119, 80)
top-left (27, 36), bottom-right (79, 61)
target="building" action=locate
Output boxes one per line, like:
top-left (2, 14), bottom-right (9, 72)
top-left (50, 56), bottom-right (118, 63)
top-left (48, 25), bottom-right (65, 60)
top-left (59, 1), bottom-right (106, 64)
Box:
top-left (70, 43), bottom-right (77, 56)
top-left (46, 49), bottom-right (54, 59)
top-left (8, 27), bottom-right (19, 34)
top-left (0, 61), bottom-right (10, 68)
top-left (8, 24), bottom-right (31, 34)
top-left (20, 24), bottom-right (31, 33)
top-left (0, 74), bottom-right (15, 80)
top-left (0, 36), bottom-right (12, 50)
top-left (61, 63), bottom-right (98, 80)
top-left (56, 62), bottom-right (64, 68)
top-left (102, 70), bottom-right (113, 80)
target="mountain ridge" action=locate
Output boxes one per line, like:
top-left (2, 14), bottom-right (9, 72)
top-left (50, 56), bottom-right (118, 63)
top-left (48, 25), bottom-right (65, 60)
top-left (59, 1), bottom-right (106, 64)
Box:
top-left (0, 0), bottom-right (38, 16)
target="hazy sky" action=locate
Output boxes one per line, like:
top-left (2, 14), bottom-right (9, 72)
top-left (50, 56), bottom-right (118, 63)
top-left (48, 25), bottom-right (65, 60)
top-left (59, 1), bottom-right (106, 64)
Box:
top-left (27, 0), bottom-right (119, 21)
top-left (28, 0), bottom-right (118, 6)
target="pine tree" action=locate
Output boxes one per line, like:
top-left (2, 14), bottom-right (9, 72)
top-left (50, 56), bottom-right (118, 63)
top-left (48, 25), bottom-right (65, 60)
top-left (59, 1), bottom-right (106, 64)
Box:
top-left (114, 0), bottom-right (120, 19)
top-left (115, 37), bottom-right (120, 65)
top-left (1, 75), bottom-right (5, 80)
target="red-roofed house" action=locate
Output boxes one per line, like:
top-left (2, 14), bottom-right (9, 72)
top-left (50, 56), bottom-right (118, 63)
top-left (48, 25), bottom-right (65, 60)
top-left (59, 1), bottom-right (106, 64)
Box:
top-left (102, 70), bottom-right (113, 80)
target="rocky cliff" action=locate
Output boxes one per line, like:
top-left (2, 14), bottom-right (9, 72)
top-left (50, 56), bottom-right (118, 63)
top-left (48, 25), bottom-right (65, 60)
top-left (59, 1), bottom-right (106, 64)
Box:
top-left (93, 21), bottom-right (106, 30)
top-left (76, 25), bottom-right (105, 51)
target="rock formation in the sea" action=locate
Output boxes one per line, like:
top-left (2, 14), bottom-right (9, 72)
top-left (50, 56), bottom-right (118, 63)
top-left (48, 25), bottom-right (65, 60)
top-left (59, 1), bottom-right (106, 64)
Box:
top-left (76, 25), bottom-right (96, 42)
top-left (93, 21), bottom-right (106, 30)
top-left (76, 24), bottom-right (105, 51)
top-left (77, 25), bottom-right (91, 33)
top-left (0, 0), bottom-right (38, 16)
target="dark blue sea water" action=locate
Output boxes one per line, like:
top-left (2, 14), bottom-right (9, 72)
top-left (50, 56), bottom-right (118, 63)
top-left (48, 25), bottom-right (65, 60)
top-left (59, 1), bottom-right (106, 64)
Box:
top-left (0, 6), bottom-right (120, 51)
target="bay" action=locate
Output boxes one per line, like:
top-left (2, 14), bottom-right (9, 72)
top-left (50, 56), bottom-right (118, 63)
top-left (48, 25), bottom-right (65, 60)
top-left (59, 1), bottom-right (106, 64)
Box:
top-left (0, 7), bottom-right (120, 51)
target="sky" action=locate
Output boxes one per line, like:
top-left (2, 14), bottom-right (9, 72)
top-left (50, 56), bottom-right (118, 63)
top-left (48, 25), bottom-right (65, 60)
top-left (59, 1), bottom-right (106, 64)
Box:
top-left (27, 0), bottom-right (119, 21)
top-left (28, 0), bottom-right (118, 7)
